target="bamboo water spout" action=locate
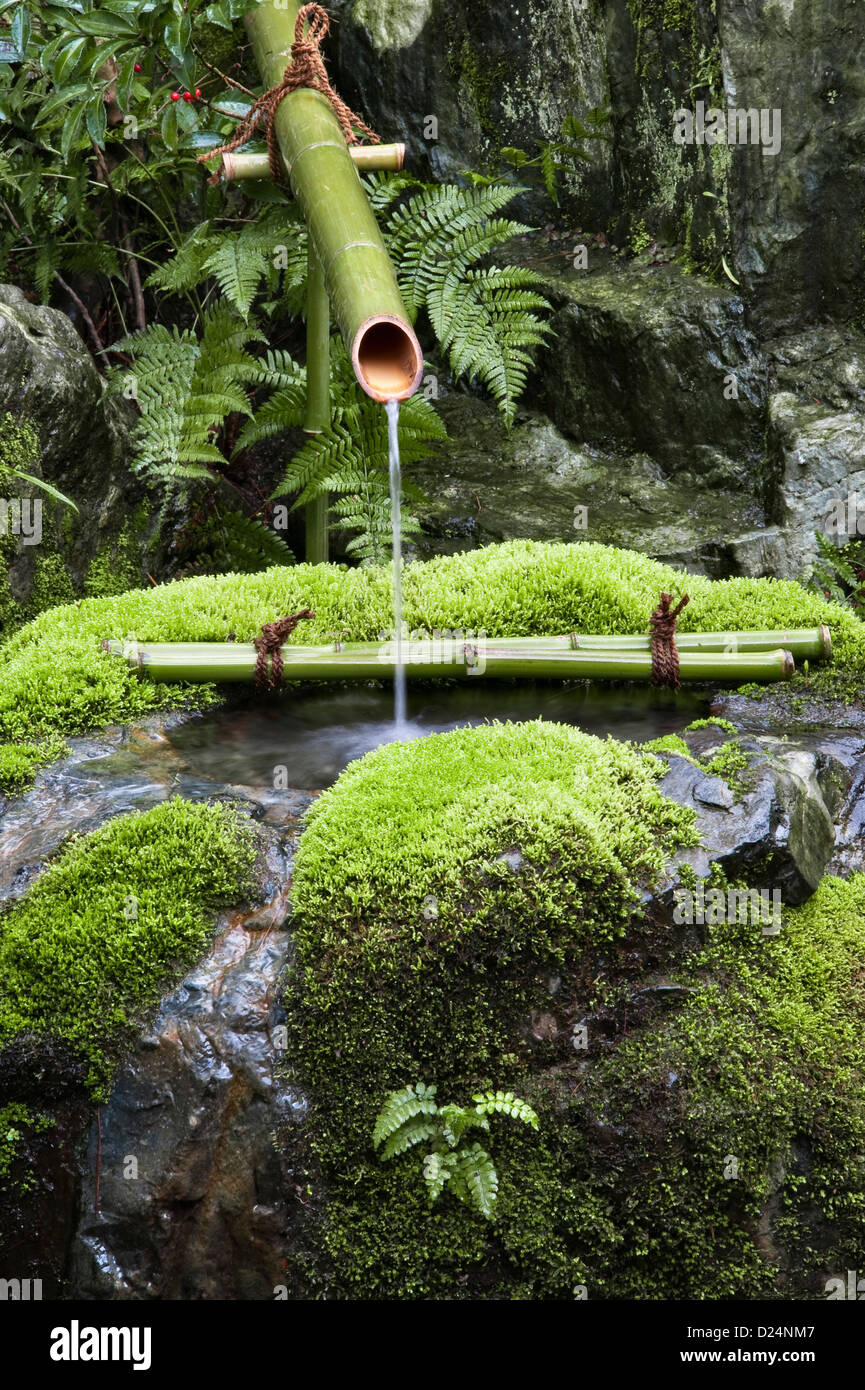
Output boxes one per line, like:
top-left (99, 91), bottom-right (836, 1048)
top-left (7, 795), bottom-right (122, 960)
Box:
top-left (243, 1), bottom-right (422, 403)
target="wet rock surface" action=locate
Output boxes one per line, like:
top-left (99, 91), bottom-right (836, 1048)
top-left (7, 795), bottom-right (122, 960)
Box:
top-left (531, 261), bottom-right (766, 478)
top-left (66, 822), bottom-right (308, 1301)
top-left (413, 250), bottom-right (865, 582)
top-left (655, 731), bottom-right (838, 906)
top-left (411, 393), bottom-right (763, 575)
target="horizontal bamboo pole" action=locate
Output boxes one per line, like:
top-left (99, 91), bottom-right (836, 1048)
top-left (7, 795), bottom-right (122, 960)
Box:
top-left (220, 146), bottom-right (406, 181)
top-left (102, 640), bottom-right (796, 684)
top-left (499, 626), bottom-right (832, 661)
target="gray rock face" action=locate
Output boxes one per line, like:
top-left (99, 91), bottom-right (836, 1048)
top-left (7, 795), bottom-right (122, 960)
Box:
top-left (411, 251), bottom-right (865, 581)
top-left (328, 1), bottom-right (865, 333)
top-left (66, 861), bottom-right (305, 1301)
top-left (410, 393), bottom-right (763, 576)
top-left (528, 259), bottom-right (765, 475)
top-left (0, 284), bottom-right (144, 599)
top-left (715, 0), bottom-right (865, 334)
top-left (328, 0), bottom-right (612, 215)
top-left (656, 738), bottom-right (837, 908)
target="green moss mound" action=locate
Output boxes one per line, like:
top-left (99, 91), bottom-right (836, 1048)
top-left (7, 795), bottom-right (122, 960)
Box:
top-left (283, 719), bottom-right (865, 1299)
top-left (573, 873), bottom-right (865, 1298)
top-left (0, 799), bottom-right (258, 1095)
top-left (283, 720), bottom-right (699, 1297)
top-left (0, 539), bottom-right (861, 787)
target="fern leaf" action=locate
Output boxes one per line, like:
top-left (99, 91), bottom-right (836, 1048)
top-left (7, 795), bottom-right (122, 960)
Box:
top-left (422, 1150), bottom-right (458, 1204)
top-left (450, 1143), bottom-right (499, 1218)
top-left (372, 1082), bottom-right (437, 1150)
top-left (472, 1090), bottom-right (540, 1128)
top-left (380, 1115), bottom-right (438, 1160)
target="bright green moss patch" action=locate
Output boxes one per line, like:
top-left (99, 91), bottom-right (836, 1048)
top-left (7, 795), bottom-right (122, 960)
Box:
top-left (293, 720), bottom-right (699, 964)
top-left (684, 716), bottom-right (738, 735)
top-left (1, 540), bottom-right (861, 775)
top-left (700, 738), bottom-right (752, 797)
top-left (0, 799), bottom-right (258, 1096)
top-left (642, 732), bottom-right (691, 758)
top-left (0, 735), bottom-right (68, 795)
top-left (283, 720), bottom-right (699, 1296)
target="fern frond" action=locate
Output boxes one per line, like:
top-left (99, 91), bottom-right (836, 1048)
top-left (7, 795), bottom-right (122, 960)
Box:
top-left (422, 1150), bottom-right (458, 1204)
top-left (438, 1103), bottom-right (490, 1149)
top-left (472, 1090), bottom-right (540, 1129)
top-left (379, 180), bottom-right (552, 424)
top-left (145, 222), bottom-right (215, 294)
top-left (380, 1116), bottom-right (438, 1160)
top-left (450, 1143), bottom-right (499, 1218)
top-left (372, 1082), bottom-right (437, 1150)
top-left (111, 307), bottom-right (262, 490)
top-left (202, 221), bottom-right (282, 319)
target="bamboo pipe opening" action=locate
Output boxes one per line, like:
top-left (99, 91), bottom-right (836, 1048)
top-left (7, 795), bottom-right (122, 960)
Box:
top-left (352, 314), bottom-right (423, 401)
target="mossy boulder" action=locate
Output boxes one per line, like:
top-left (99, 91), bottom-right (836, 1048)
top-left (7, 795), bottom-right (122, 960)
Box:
top-left (282, 720), bottom-right (865, 1298)
top-left (282, 720), bottom-right (699, 1296)
top-left (0, 285), bottom-right (153, 634)
top-left (529, 260), bottom-right (765, 480)
top-left (0, 798), bottom-right (258, 1096)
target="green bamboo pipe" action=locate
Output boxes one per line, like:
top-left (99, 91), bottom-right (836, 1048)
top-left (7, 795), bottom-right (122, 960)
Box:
top-left (490, 626), bottom-right (832, 661)
top-left (102, 639), bottom-right (796, 684)
top-left (303, 238), bottom-right (330, 563)
top-left (243, 1), bottom-right (422, 401)
top-left (220, 145), bottom-right (406, 181)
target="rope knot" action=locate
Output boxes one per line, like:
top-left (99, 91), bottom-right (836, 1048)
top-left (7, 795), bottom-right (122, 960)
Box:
top-left (199, 2), bottom-right (379, 186)
top-left (254, 608), bottom-right (315, 689)
top-left (649, 591), bottom-right (690, 688)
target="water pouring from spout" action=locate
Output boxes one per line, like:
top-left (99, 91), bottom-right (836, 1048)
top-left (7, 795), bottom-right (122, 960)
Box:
top-left (386, 397), bottom-right (407, 728)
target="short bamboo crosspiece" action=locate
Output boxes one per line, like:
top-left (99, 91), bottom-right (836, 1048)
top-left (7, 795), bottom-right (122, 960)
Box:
top-left (198, 3), bottom-right (379, 187)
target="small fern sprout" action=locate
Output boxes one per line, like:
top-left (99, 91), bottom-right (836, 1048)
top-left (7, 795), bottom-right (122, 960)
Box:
top-left (373, 1081), bottom-right (540, 1220)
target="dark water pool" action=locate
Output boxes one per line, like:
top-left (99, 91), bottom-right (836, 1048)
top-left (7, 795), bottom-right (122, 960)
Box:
top-left (162, 681), bottom-right (710, 790)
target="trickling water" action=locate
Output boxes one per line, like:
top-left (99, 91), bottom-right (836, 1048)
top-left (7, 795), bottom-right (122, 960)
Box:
top-left (386, 397), bottom-right (407, 727)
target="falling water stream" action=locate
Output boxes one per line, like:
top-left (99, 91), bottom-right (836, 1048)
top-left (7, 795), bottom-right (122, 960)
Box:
top-left (386, 397), bottom-right (407, 727)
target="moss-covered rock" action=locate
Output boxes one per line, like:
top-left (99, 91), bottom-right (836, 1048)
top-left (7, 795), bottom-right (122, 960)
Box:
top-left (0, 285), bottom-right (156, 639)
top-left (281, 718), bottom-right (865, 1298)
top-left (0, 798), bottom-right (258, 1096)
top-left (282, 720), bottom-right (698, 1296)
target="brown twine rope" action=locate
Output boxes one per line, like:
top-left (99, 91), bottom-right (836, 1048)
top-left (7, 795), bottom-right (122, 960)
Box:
top-left (649, 591), bottom-right (690, 688)
top-left (254, 609), bottom-right (316, 689)
top-left (198, 3), bottom-right (379, 186)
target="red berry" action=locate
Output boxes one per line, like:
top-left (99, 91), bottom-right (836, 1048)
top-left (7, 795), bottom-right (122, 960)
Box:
top-left (195, 88), bottom-right (202, 99)
top-left (182, 91), bottom-right (192, 102)
top-left (133, 63), bottom-right (142, 73)
top-left (170, 91), bottom-right (180, 101)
